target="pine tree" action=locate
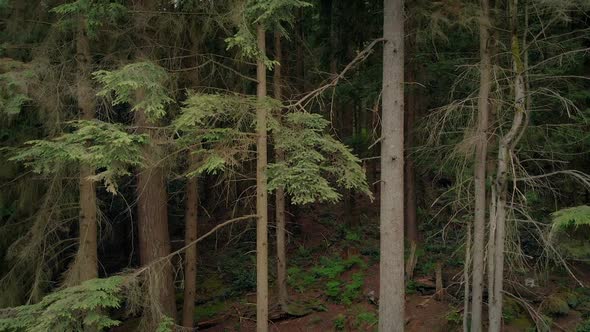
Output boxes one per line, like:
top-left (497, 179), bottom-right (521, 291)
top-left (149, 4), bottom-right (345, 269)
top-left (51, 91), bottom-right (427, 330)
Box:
top-left (379, 0), bottom-right (405, 330)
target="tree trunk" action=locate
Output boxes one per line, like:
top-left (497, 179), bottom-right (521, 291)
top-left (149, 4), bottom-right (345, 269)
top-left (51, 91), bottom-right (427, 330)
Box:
top-left (182, 153), bottom-right (199, 328)
top-left (76, 16), bottom-right (98, 283)
top-left (135, 104), bottom-right (177, 320)
top-left (273, 31), bottom-right (288, 312)
top-left (182, 20), bottom-right (202, 329)
top-left (435, 262), bottom-right (445, 301)
top-left (131, 0), bottom-right (176, 321)
top-left (256, 23), bottom-right (269, 332)
top-left (404, 22), bottom-right (419, 280)
top-left (488, 1), bottom-right (527, 330)
top-left (379, 0), bottom-right (405, 331)
top-left (470, 0), bottom-right (492, 330)
top-left (463, 223), bottom-right (472, 332)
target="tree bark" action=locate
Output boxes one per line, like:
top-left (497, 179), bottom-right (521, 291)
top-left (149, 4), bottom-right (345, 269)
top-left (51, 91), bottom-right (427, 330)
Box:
top-left (182, 20), bottom-right (202, 329)
top-left (76, 16), bottom-right (98, 283)
top-left (273, 31), bottom-right (288, 312)
top-left (135, 102), bottom-right (177, 320)
top-left (488, 1), bottom-right (527, 330)
top-left (470, 0), bottom-right (492, 330)
top-left (379, 0), bottom-right (405, 331)
top-left (132, 0), bottom-right (177, 321)
top-left (404, 21), bottom-right (419, 279)
top-left (182, 153), bottom-right (199, 328)
top-left (256, 23), bottom-right (269, 332)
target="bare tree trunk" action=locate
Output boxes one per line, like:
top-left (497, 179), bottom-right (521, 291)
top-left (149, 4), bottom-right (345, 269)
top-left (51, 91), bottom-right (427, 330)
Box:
top-left (435, 262), bottom-right (445, 301)
top-left (131, 0), bottom-right (176, 321)
top-left (135, 104), bottom-right (177, 320)
top-left (463, 223), bottom-right (472, 332)
top-left (470, 0), bottom-right (492, 330)
top-left (488, 1), bottom-right (527, 330)
top-left (256, 23), bottom-right (269, 332)
top-left (379, 0), bottom-right (405, 330)
top-left (404, 24), bottom-right (419, 280)
top-left (76, 17), bottom-right (98, 282)
top-left (181, 20), bottom-right (202, 329)
top-left (182, 153), bottom-right (199, 328)
top-left (273, 31), bottom-right (288, 312)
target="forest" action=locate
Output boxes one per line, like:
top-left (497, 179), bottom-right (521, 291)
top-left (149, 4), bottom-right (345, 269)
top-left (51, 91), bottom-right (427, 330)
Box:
top-left (0, 0), bottom-right (589, 331)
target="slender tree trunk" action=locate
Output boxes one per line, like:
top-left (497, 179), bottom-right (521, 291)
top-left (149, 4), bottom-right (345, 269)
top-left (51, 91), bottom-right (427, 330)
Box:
top-left (273, 31), bottom-right (289, 312)
top-left (404, 24), bottom-right (419, 279)
top-left (463, 223), bottom-right (472, 332)
top-left (379, 0), bottom-right (405, 330)
top-left (488, 1), bottom-right (527, 330)
top-left (182, 153), bottom-right (199, 328)
top-left (182, 21), bottom-right (202, 329)
top-left (76, 17), bottom-right (98, 282)
top-left (470, 0), bottom-right (492, 330)
top-left (256, 23), bottom-right (269, 332)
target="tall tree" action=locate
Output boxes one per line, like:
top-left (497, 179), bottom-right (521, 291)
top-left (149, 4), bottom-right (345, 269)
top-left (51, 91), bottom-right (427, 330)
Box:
top-left (470, 0), bottom-right (492, 330)
top-left (379, 0), bottom-right (405, 330)
top-left (273, 31), bottom-right (288, 312)
top-left (182, 152), bottom-right (199, 328)
top-left (256, 23), bottom-right (269, 332)
top-left (488, 0), bottom-right (527, 330)
top-left (182, 16), bottom-right (202, 328)
top-left (128, 1), bottom-right (177, 321)
top-left (404, 11), bottom-right (419, 280)
top-left (75, 15), bottom-right (98, 283)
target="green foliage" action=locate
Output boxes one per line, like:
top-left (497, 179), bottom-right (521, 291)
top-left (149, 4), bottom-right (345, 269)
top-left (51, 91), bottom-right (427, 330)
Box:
top-left (550, 205), bottom-right (590, 234)
top-left (333, 314), bottom-right (346, 331)
top-left (9, 120), bottom-right (147, 193)
top-left (0, 276), bottom-right (126, 331)
top-left (194, 301), bottom-right (226, 322)
top-left (354, 311), bottom-right (378, 329)
top-left (503, 298), bottom-right (524, 323)
top-left (173, 93), bottom-right (269, 176)
top-left (541, 294), bottom-right (570, 316)
top-left (405, 280), bottom-right (417, 295)
top-left (225, 0), bottom-right (311, 67)
top-left (0, 73), bottom-right (29, 116)
top-left (445, 307), bottom-right (462, 326)
top-left (287, 267), bottom-right (316, 293)
top-left (325, 280), bottom-right (341, 298)
top-left (51, 0), bottom-right (126, 36)
top-left (0, 58), bottom-right (33, 116)
top-left (155, 316), bottom-right (174, 332)
top-left (549, 206), bottom-right (590, 259)
top-left (268, 112), bottom-right (371, 204)
top-left (175, 94), bottom-right (370, 204)
top-left (312, 255), bottom-right (365, 279)
top-left (341, 272), bottom-right (364, 305)
top-left (94, 62), bottom-right (172, 122)
top-left (576, 319), bottom-right (590, 332)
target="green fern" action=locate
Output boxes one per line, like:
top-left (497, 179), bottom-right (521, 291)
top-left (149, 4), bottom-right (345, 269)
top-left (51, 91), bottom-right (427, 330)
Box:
top-left (51, 0), bottom-right (126, 37)
top-left (549, 205), bottom-right (590, 239)
top-left (94, 62), bottom-right (172, 122)
top-left (268, 112), bottom-right (372, 205)
top-left (225, 0), bottom-right (311, 67)
top-left (0, 276), bottom-right (127, 332)
top-left (10, 120), bottom-right (147, 193)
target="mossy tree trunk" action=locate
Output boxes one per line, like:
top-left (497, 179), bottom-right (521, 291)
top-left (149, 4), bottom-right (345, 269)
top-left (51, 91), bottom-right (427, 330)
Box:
top-left (488, 1), bottom-right (527, 330)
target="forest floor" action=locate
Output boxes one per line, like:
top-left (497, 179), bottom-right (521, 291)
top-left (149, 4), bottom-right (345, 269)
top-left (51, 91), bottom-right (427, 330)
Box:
top-left (181, 204), bottom-right (590, 332)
